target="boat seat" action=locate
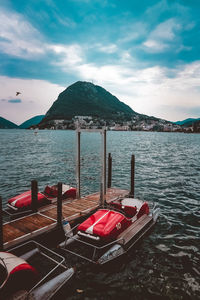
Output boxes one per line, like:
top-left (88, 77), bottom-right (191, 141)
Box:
top-left (109, 200), bottom-right (137, 218)
top-left (110, 198), bottom-right (149, 219)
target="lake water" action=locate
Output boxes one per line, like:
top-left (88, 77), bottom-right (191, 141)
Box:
top-left (0, 129), bottom-right (200, 299)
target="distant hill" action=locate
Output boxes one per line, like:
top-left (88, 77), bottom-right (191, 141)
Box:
top-left (37, 81), bottom-right (178, 131)
top-left (0, 117), bottom-right (18, 129)
top-left (43, 81), bottom-right (137, 123)
top-left (19, 115), bottom-right (45, 129)
top-left (175, 118), bottom-right (200, 126)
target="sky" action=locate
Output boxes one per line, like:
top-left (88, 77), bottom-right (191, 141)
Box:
top-left (0, 0), bottom-right (200, 125)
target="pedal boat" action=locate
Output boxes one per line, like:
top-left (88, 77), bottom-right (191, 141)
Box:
top-left (59, 197), bottom-right (159, 265)
top-left (0, 241), bottom-right (74, 299)
top-left (7, 184), bottom-right (76, 212)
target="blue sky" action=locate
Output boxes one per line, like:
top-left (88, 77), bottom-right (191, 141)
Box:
top-left (0, 0), bottom-right (200, 124)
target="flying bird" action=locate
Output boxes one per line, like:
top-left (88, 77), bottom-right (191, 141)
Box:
top-left (16, 92), bottom-right (21, 96)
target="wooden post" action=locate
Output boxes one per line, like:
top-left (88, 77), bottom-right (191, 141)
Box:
top-left (0, 196), bottom-right (3, 251)
top-left (31, 180), bottom-right (38, 212)
top-left (57, 182), bottom-right (62, 228)
top-left (107, 153), bottom-right (112, 188)
top-left (99, 183), bottom-right (103, 207)
top-left (76, 130), bottom-right (81, 199)
top-left (130, 154), bottom-right (135, 198)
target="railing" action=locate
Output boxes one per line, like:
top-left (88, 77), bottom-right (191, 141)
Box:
top-left (61, 223), bottom-right (125, 263)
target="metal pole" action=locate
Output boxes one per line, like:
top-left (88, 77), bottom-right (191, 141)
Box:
top-left (103, 129), bottom-right (106, 195)
top-left (57, 182), bottom-right (62, 228)
top-left (107, 153), bottom-right (112, 188)
top-left (0, 196), bottom-right (3, 251)
top-left (130, 154), bottom-right (135, 198)
top-left (76, 130), bottom-right (81, 199)
top-left (101, 128), bottom-right (106, 207)
top-left (31, 180), bottom-right (38, 212)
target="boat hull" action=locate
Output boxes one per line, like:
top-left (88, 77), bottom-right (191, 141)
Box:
top-left (59, 202), bottom-right (160, 265)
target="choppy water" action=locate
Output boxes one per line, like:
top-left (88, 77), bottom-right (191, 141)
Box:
top-left (0, 129), bottom-right (200, 299)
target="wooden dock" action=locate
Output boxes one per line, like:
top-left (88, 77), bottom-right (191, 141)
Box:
top-left (3, 188), bottom-right (128, 249)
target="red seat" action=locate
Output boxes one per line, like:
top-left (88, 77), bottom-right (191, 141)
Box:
top-left (8, 191), bottom-right (49, 210)
top-left (110, 201), bottom-right (137, 218)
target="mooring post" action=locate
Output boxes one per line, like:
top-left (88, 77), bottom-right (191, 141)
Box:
top-left (31, 180), bottom-right (38, 212)
top-left (130, 154), bottom-right (135, 198)
top-left (99, 183), bottom-right (103, 207)
top-left (57, 182), bottom-right (62, 228)
top-left (107, 153), bottom-right (112, 188)
top-left (0, 196), bottom-right (3, 251)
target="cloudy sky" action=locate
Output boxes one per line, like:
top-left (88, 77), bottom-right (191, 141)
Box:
top-left (0, 0), bottom-right (200, 125)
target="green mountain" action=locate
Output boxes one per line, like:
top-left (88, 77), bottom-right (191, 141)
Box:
top-left (19, 115), bottom-right (45, 129)
top-left (0, 117), bottom-right (18, 129)
top-left (175, 117), bottom-right (200, 126)
top-left (193, 120), bottom-right (200, 132)
top-left (43, 81), bottom-right (137, 122)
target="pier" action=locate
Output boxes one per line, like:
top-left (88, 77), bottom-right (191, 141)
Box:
top-left (2, 188), bottom-right (128, 250)
top-left (1, 128), bottom-right (135, 250)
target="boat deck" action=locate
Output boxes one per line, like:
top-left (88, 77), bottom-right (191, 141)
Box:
top-left (118, 214), bottom-right (153, 245)
top-left (3, 188), bottom-right (128, 249)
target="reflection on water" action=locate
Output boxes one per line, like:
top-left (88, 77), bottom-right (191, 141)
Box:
top-left (0, 129), bottom-right (200, 299)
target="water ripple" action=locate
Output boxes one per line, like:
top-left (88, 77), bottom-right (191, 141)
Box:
top-left (0, 129), bottom-right (200, 299)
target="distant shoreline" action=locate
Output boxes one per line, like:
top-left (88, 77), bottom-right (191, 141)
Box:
top-left (1, 128), bottom-right (199, 133)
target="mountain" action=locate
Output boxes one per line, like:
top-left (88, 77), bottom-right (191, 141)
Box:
top-left (38, 81), bottom-right (180, 131)
top-left (175, 117), bottom-right (200, 126)
top-left (19, 115), bottom-right (45, 129)
top-left (0, 117), bottom-right (18, 129)
top-left (43, 81), bottom-right (137, 122)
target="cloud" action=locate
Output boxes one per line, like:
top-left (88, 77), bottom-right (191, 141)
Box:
top-left (143, 39), bottom-right (168, 52)
top-left (118, 22), bottom-right (147, 44)
top-left (145, 0), bottom-right (169, 18)
top-left (53, 12), bottom-right (76, 28)
top-left (64, 60), bottom-right (200, 121)
top-left (0, 2), bottom-right (199, 124)
top-left (143, 18), bottom-right (181, 52)
top-left (1, 60), bottom-right (200, 124)
top-left (96, 43), bottom-right (118, 54)
top-left (8, 99), bottom-right (22, 103)
top-left (49, 44), bottom-right (83, 65)
top-left (0, 7), bottom-right (84, 70)
top-left (0, 9), bottom-right (46, 59)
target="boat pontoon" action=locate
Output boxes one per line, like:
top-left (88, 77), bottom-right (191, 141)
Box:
top-left (59, 197), bottom-right (159, 265)
top-left (0, 240), bottom-right (74, 299)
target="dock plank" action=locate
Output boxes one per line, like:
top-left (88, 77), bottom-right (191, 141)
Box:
top-left (41, 205), bottom-right (81, 220)
top-left (9, 218), bottom-right (38, 234)
top-left (67, 202), bottom-right (91, 210)
top-left (3, 224), bottom-right (25, 243)
top-left (26, 214), bottom-right (55, 227)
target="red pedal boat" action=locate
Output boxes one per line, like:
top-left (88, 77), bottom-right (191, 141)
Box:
top-left (7, 184), bottom-right (76, 211)
top-left (59, 197), bottom-right (159, 264)
top-left (0, 241), bottom-right (74, 299)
